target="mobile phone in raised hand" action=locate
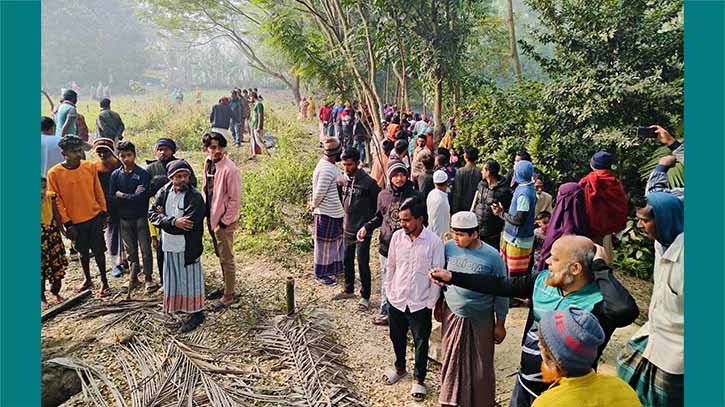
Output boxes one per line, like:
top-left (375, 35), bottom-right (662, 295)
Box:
top-left (636, 126), bottom-right (657, 138)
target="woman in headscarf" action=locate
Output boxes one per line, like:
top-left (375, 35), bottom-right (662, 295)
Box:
top-left (536, 183), bottom-right (587, 272)
top-left (491, 160), bottom-right (537, 278)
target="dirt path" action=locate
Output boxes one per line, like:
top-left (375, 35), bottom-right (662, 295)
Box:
top-left (42, 111), bottom-right (650, 407)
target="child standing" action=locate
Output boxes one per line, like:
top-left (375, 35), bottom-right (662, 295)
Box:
top-left (110, 141), bottom-right (157, 293)
top-left (41, 177), bottom-right (68, 310)
top-left (532, 211), bottom-right (551, 268)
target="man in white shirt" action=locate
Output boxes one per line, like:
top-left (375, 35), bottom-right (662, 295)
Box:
top-left (427, 170), bottom-right (451, 239)
top-left (617, 192), bottom-right (683, 406)
top-left (382, 196), bottom-right (445, 402)
top-left (41, 116), bottom-right (64, 177)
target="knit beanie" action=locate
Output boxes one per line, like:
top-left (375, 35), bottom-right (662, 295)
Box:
top-left (590, 151), bottom-right (614, 170)
top-left (323, 137), bottom-right (342, 157)
top-left (166, 159), bottom-right (192, 178)
top-left (93, 138), bottom-right (115, 153)
top-left (387, 157), bottom-right (408, 180)
top-left (539, 308), bottom-right (605, 375)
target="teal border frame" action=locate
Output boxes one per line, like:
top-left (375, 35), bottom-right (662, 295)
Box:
top-left (0, 1), bottom-right (41, 406)
top-left (684, 0), bottom-right (724, 405)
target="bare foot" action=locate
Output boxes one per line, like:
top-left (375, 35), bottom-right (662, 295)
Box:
top-left (41, 301), bottom-right (49, 311)
top-left (53, 294), bottom-right (65, 304)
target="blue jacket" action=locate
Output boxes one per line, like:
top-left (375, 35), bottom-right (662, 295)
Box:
top-left (109, 165), bottom-right (151, 220)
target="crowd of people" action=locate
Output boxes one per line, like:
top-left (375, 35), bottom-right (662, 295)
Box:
top-left (40, 88), bottom-right (684, 406)
top-left (310, 101), bottom-right (684, 406)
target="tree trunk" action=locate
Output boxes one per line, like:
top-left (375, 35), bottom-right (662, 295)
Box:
top-left (506, 0), bottom-right (523, 81)
top-left (290, 74), bottom-right (302, 106)
top-left (433, 76), bottom-right (443, 146)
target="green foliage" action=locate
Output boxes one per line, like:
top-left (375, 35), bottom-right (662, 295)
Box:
top-left (612, 219), bottom-right (654, 280)
top-left (455, 0), bottom-right (683, 194)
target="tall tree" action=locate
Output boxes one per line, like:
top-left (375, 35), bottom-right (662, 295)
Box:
top-left (506, 0), bottom-right (523, 80)
top-left (136, 0), bottom-right (302, 104)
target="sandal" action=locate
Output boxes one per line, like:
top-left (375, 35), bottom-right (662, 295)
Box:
top-left (96, 287), bottom-right (112, 298)
top-left (205, 288), bottom-right (223, 300)
top-left (382, 367), bottom-right (407, 385)
top-left (358, 298), bottom-right (370, 311)
top-left (209, 300), bottom-right (231, 312)
top-left (74, 282), bottom-right (93, 294)
top-left (145, 281), bottom-right (160, 293)
top-left (372, 314), bottom-right (389, 326)
top-left (332, 290), bottom-right (355, 300)
top-left (411, 383), bottom-right (427, 400)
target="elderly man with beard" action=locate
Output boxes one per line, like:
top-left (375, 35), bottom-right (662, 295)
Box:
top-left (431, 235), bottom-right (638, 407)
top-left (146, 138), bottom-right (197, 281)
top-left (148, 160), bottom-right (206, 333)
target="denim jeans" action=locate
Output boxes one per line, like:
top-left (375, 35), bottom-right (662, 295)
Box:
top-left (231, 122), bottom-right (242, 144)
top-left (354, 140), bottom-right (366, 163)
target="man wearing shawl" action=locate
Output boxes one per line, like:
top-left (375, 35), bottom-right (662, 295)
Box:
top-left (578, 151), bottom-right (628, 259)
top-left (535, 183), bottom-right (587, 272)
top-left (437, 211), bottom-right (508, 407)
top-left (617, 192), bottom-right (683, 406)
top-left (308, 138), bottom-right (345, 286)
top-left (493, 160), bottom-right (537, 277)
top-left (149, 160), bottom-right (206, 333)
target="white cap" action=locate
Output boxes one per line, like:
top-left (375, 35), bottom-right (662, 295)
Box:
top-left (451, 211), bottom-right (478, 229)
top-left (433, 170), bottom-right (448, 184)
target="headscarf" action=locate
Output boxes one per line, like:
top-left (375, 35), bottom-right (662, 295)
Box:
top-left (537, 183), bottom-right (587, 272)
top-left (514, 160), bottom-right (534, 184)
top-left (646, 192), bottom-right (684, 248)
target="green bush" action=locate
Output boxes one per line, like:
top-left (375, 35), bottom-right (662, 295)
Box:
top-left (612, 219), bottom-right (655, 280)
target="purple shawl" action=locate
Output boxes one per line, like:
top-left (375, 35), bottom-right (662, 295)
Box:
top-left (536, 182), bottom-right (587, 272)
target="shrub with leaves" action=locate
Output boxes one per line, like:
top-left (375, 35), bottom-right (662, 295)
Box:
top-left (612, 218), bottom-right (655, 280)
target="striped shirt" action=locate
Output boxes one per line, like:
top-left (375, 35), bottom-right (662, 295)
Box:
top-left (311, 158), bottom-right (344, 218)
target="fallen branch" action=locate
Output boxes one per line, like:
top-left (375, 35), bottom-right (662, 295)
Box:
top-left (42, 289), bottom-right (91, 323)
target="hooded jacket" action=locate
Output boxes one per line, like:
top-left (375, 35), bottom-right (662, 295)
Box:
top-left (363, 180), bottom-right (419, 257)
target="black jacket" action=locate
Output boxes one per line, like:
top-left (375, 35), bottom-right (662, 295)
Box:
top-left (340, 169), bottom-right (381, 242)
top-left (363, 181), bottom-right (419, 257)
top-left (145, 157), bottom-right (198, 198)
top-left (450, 163), bottom-right (481, 213)
top-left (210, 103), bottom-right (233, 129)
top-left (417, 170), bottom-right (434, 199)
top-left (449, 259), bottom-right (639, 396)
top-left (148, 183), bottom-right (206, 266)
top-left (473, 176), bottom-right (513, 242)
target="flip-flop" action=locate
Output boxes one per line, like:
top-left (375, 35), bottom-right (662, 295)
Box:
top-left (210, 300), bottom-right (231, 312)
top-left (74, 282), bottom-right (92, 294)
top-left (96, 287), bottom-right (112, 298)
top-left (205, 288), bottom-right (223, 300)
top-left (145, 281), bottom-right (160, 293)
top-left (358, 298), bottom-right (370, 311)
top-left (411, 383), bottom-right (427, 400)
top-left (382, 367), bottom-right (407, 385)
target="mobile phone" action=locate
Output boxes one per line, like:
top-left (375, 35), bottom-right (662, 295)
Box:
top-left (636, 127), bottom-right (657, 138)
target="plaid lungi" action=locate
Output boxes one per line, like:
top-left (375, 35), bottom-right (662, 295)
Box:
top-left (616, 336), bottom-right (684, 407)
top-left (163, 252), bottom-right (205, 314)
top-left (501, 239), bottom-right (533, 277)
top-left (313, 214), bottom-right (344, 278)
